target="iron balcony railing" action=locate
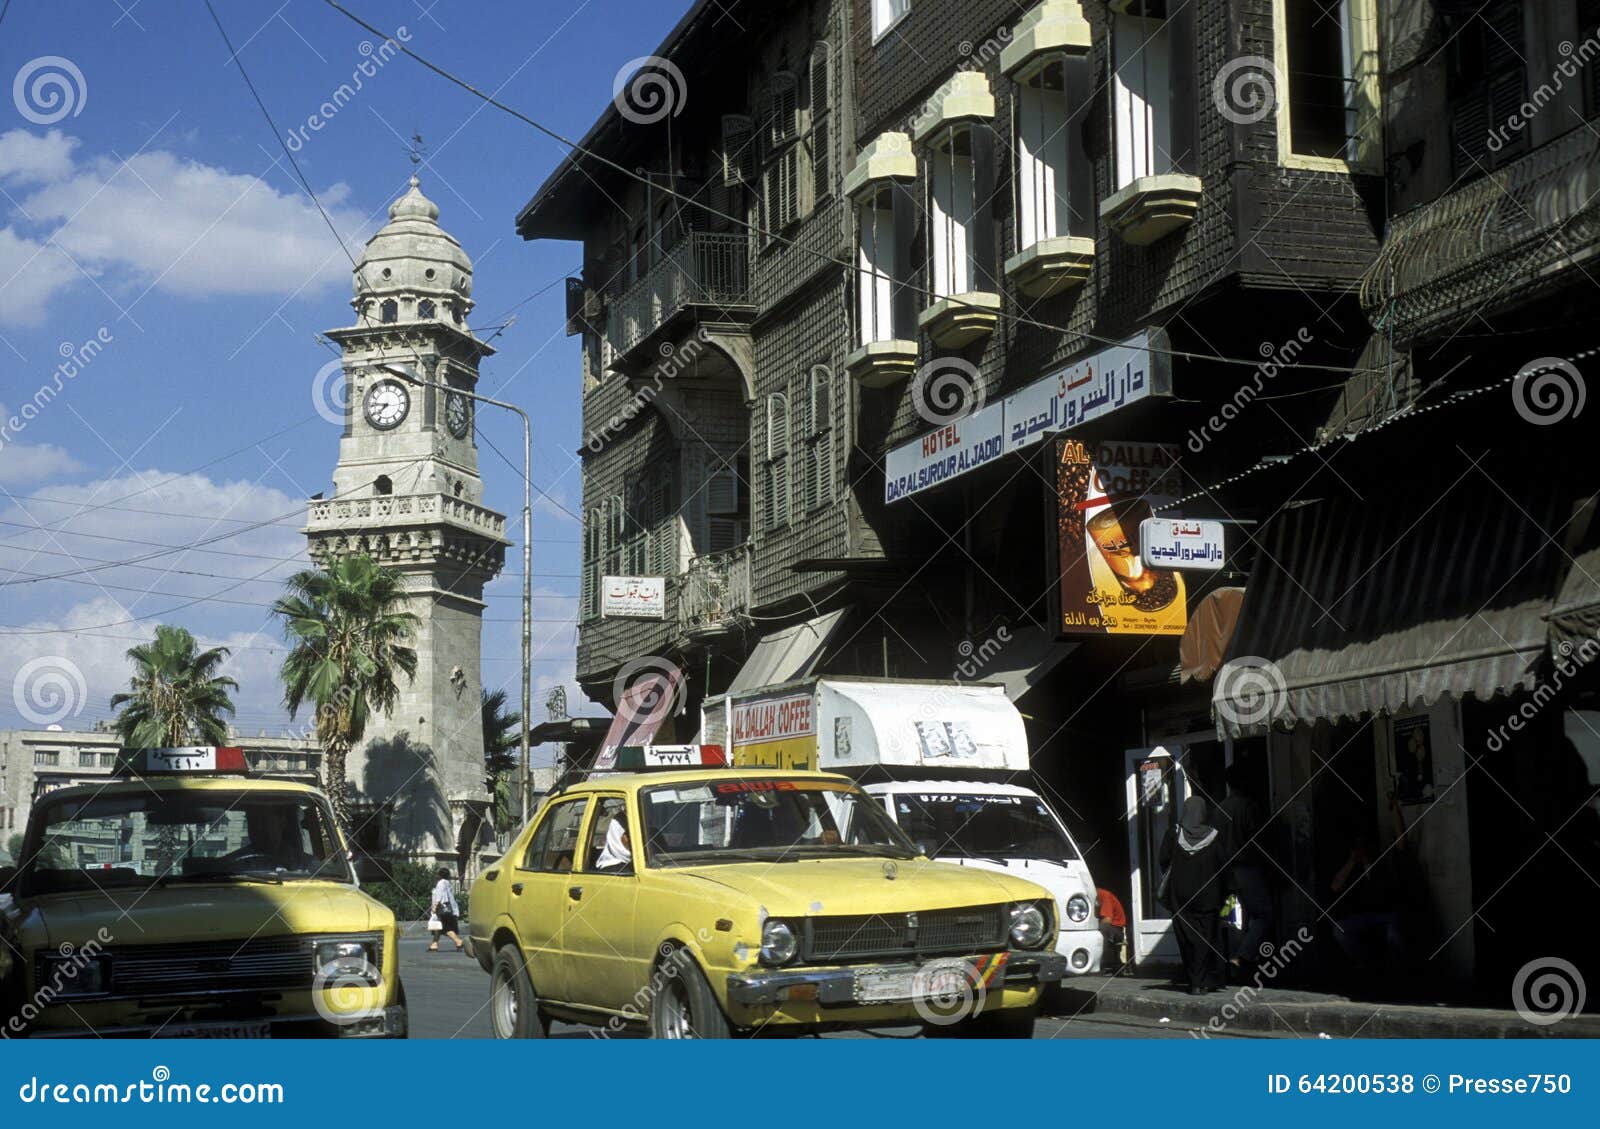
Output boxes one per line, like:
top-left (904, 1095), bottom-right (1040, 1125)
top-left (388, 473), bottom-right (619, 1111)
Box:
top-left (605, 231), bottom-right (751, 359)
top-left (676, 544), bottom-right (752, 637)
top-left (1361, 127), bottom-right (1600, 337)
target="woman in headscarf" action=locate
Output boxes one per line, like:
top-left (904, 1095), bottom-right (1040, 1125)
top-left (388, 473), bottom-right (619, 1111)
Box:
top-left (594, 817), bottom-right (633, 871)
top-left (1159, 796), bottom-right (1230, 995)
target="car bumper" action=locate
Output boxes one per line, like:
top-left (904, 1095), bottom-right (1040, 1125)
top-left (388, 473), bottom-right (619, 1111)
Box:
top-left (26, 1004), bottom-right (408, 1039)
top-left (726, 950), bottom-right (1067, 1008)
top-left (1056, 928), bottom-right (1103, 975)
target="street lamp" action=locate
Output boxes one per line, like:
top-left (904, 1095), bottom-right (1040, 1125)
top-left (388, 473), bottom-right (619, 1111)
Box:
top-left (378, 362), bottom-right (535, 826)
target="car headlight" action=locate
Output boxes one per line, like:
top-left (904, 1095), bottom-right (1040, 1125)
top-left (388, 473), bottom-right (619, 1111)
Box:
top-left (760, 920), bottom-right (798, 965)
top-left (314, 937), bottom-right (381, 984)
top-left (1008, 902), bottom-right (1049, 950)
top-left (1065, 894), bottom-right (1091, 924)
top-left (35, 953), bottom-right (110, 999)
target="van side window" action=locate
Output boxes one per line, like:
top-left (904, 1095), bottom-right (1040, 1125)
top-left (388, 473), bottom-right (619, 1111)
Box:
top-left (520, 799), bottom-right (589, 872)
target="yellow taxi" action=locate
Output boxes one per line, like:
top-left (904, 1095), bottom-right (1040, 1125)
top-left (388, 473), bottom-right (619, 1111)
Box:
top-left (467, 746), bottom-right (1067, 1038)
top-left (0, 747), bottom-right (406, 1038)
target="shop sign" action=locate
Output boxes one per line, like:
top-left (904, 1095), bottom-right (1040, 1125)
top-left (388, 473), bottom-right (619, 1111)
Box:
top-left (601, 576), bottom-right (666, 619)
top-left (1140, 518), bottom-right (1226, 570)
top-left (1056, 438), bottom-right (1188, 637)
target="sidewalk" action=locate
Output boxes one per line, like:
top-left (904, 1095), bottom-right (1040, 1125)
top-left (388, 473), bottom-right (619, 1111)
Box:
top-left (1056, 973), bottom-right (1600, 1039)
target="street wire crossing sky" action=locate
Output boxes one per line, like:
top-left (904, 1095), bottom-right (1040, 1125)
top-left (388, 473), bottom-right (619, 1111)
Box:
top-left (0, 0), bottom-right (682, 737)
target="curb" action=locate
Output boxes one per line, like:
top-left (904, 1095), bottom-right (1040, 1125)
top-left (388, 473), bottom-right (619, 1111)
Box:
top-left (1057, 982), bottom-right (1600, 1039)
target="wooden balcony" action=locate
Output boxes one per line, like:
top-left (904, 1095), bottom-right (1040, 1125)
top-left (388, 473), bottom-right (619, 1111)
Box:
top-left (676, 544), bottom-right (752, 641)
top-left (603, 232), bottom-right (755, 368)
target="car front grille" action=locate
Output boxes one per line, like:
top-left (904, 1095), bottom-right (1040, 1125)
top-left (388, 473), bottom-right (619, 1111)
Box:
top-left (105, 936), bottom-right (339, 998)
top-left (802, 905), bottom-right (1007, 962)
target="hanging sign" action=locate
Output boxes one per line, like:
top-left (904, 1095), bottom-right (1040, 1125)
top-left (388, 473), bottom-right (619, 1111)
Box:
top-left (1140, 518), bottom-right (1226, 570)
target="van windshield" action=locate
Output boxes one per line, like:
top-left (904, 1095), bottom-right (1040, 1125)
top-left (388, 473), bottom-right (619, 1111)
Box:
top-left (20, 789), bottom-right (350, 894)
top-left (891, 791), bottom-right (1078, 863)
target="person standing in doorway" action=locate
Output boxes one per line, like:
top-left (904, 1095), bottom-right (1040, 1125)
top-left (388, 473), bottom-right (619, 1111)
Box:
top-left (1219, 762), bottom-right (1274, 981)
top-left (428, 866), bottom-right (464, 953)
top-left (1160, 797), bottom-right (1230, 995)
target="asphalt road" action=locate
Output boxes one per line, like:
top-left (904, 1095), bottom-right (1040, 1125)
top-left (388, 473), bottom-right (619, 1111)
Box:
top-left (398, 934), bottom-right (1249, 1040)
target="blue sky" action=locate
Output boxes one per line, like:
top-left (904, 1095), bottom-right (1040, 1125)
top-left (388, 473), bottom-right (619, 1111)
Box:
top-left (0, 0), bottom-right (684, 736)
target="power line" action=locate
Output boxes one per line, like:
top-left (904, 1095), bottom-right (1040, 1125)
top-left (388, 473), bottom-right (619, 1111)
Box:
top-left (320, 0), bottom-right (1375, 379)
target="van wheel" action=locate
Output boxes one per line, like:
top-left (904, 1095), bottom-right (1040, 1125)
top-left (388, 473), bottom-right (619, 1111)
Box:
top-left (490, 946), bottom-right (548, 1039)
top-left (649, 948), bottom-right (730, 1039)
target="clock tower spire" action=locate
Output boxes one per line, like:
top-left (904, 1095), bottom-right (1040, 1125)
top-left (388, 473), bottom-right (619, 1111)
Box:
top-left (304, 174), bottom-right (509, 869)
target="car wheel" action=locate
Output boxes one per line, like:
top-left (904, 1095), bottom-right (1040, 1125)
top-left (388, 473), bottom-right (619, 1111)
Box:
top-left (648, 947), bottom-right (730, 1039)
top-left (490, 946), bottom-right (548, 1039)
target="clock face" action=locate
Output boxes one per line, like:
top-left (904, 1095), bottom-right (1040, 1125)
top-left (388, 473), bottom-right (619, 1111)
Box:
top-left (446, 390), bottom-right (471, 439)
top-left (364, 379), bottom-right (410, 430)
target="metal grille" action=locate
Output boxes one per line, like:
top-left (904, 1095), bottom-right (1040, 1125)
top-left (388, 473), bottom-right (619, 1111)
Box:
top-left (803, 905), bottom-right (1005, 962)
top-left (105, 935), bottom-right (350, 998)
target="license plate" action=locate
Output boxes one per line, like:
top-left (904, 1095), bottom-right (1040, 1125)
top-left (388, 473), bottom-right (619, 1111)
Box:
top-left (854, 960), bottom-right (975, 1004)
top-left (160, 1021), bottom-right (271, 1039)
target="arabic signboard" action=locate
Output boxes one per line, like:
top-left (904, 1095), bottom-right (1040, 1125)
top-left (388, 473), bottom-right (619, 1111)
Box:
top-left (1056, 438), bottom-right (1188, 636)
top-left (601, 575), bottom-right (666, 619)
top-left (1140, 518), bottom-right (1226, 571)
top-left (886, 330), bottom-right (1169, 503)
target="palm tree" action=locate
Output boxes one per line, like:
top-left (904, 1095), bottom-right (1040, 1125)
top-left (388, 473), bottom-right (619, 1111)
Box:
top-left (481, 687), bottom-right (522, 832)
top-left (109, 624), bottom-right (238, 748)
top-left (272, 555), bottom-right (418, 829)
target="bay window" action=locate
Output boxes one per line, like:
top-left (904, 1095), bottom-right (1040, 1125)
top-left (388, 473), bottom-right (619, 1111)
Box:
top-left (857, 185), bottom-right (897, 346)
top-left (927, 126), bottom-right (978, 300)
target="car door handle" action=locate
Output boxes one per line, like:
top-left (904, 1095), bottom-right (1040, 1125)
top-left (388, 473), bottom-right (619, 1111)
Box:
top-left (568, 885), bottom-right (583, 901)
top-left (511, 882), bottom-right (524, 896)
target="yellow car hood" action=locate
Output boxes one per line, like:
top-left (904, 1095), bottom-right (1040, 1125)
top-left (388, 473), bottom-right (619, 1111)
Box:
top-left (669, 856), bottom-right (1050, 916)
top-left (35, 882), bottom-right (382, 949)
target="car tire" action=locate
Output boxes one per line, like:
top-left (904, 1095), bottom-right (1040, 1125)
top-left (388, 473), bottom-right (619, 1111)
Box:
top-left (490, 945), bottom-right (548, 1039)
top-left (648, 947), bottom-right (731, 1039)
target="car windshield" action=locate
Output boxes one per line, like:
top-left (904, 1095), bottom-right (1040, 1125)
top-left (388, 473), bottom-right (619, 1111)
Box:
top-left (19, 789), bottom-right (350, 894)
top-left (639, 778), bottom-right (919, 867)
top-left (891, 791), bottom-right (1078, 863)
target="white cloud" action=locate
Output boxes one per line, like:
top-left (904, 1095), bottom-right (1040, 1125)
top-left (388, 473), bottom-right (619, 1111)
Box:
top-left (0, 402), bottom-right (88, 485)
top-left (0, 128), bottom-right (369, 325)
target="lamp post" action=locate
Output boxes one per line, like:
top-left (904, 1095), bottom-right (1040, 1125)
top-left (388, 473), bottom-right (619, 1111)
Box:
top-left (379, 362), bottom-right (535, 826)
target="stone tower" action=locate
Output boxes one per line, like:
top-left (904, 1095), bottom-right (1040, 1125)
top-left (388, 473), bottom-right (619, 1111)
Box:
top-left (303, 176), bottom-right (508, 866)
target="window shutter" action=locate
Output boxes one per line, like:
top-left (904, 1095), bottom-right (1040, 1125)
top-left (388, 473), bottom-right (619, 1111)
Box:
top-left (706, 469), bottom-right (739, 515)
top-left (764, 394), bottom-right (791, 530)
top-left (708, 518), bottom-right (741, 553)
top-left (809, 46), bottom-right (833, 205)
top-left (769, 72), bottom-right (798, 146)
top-left (782, 146), bottom-right (801, 228)
top-left (721, 113), bottom-right (755, 186)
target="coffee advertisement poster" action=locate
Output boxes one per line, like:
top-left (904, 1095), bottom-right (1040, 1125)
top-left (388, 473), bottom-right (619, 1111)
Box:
top-left (1056, 438), bottom-right (1187, 636)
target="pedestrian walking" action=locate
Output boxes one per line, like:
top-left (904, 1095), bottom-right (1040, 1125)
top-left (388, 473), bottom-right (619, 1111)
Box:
top-left (1218, 762), bottom-right (1274, 979)
top-left (1160, 797), bottom-right (1230, 995)
top-left (428, 867), bottom-right (464, 953)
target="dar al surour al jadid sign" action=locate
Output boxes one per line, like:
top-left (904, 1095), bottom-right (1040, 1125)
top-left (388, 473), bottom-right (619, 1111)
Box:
top-left (1055, 437), bottom-right (1187, 637)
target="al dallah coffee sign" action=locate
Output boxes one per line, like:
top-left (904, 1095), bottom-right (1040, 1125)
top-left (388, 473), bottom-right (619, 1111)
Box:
top-left (1056, 438), bottom-right (1187, 636)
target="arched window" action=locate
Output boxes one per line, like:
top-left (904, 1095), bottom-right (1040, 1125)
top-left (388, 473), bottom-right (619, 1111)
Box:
top-left (374, 475), bottom-right (393, 496)
top-left (418, 298), bottom-right (436, 318)
top-left (380, 299), bottom-right (398, 323)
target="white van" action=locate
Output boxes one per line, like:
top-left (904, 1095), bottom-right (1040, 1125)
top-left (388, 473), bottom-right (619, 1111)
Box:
top-left (702, 677), bottom-right (1103, 975)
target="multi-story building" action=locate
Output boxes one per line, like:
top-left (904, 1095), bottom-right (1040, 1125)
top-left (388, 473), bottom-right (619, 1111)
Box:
top-left (0, 729), bottom-right (322, 860)
top-left (520, 0), bottom-right (1600, 988)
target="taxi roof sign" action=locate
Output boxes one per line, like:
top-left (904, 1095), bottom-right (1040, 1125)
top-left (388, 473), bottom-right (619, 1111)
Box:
top-left (114, 746), bottom-right (250, 777)
top-left (611, 744), bottom-right (726, 771)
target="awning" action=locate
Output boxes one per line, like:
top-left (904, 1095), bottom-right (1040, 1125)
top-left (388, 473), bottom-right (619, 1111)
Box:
top-left (1548, 533), bottom-right (1600, 649)
top-left (1180, 586), bottom-right (1246, 683)
top-left (724, 609), bottom-right (849, 697)
top-left (974, 625), bottom-right (1078, 701)
top-left (1215, 461), bottom-right (1574, 738)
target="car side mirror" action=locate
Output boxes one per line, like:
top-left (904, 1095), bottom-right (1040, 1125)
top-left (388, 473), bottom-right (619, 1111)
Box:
top-left (916, 842), bottom-right (938, 859)
top-left (351, 853), bottom-right (390, 885)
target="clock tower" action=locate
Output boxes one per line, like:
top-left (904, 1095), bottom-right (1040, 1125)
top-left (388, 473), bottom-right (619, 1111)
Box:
top-left (304, 175), bottom-right (509, 867)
